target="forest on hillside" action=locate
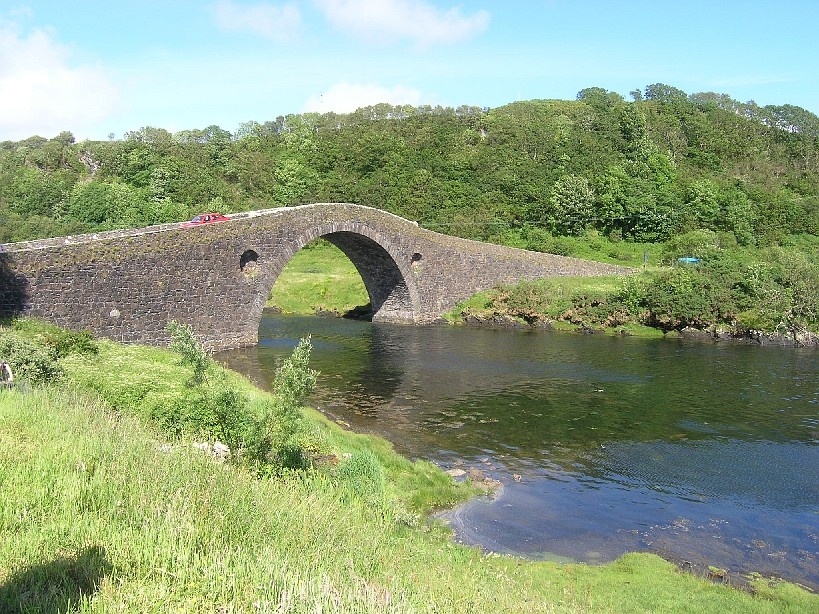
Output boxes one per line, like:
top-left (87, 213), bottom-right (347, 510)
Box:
top-left (2, 84), bottom-right (819, 337)
top-left (1, 82), bottom-right (818, 248)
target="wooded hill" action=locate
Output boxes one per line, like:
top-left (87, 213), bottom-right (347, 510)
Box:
top-left (2, 83), bottom-right (818, 249)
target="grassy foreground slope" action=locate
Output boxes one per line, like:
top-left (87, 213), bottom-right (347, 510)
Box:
top-left (0, 326), bottom-right (816, 612)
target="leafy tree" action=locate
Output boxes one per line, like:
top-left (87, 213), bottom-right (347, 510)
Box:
top-left (684, 179), bottom-right (721, 229)
top-left (547, 174), bottom-right (595, 235)
top-left (644, 83), bottom-right (689, 106)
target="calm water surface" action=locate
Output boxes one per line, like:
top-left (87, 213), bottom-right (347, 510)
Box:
top-left (217, 313), bottom-right (819, 589)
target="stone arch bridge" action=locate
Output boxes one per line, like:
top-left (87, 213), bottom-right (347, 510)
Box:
top-left (0, 203), bottom-right (629, 350)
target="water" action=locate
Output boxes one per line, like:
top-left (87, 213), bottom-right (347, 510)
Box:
top-left (217, 313), bottom-right (819, 590)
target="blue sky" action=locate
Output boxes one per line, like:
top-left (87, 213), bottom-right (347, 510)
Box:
top-left (2, 0), bottom-right (817, 141)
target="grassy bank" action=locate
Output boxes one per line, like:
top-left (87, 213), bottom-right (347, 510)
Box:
top-left (1, 321), bottom-right (817, 611)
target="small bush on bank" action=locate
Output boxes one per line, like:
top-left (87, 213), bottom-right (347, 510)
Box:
top-left (335, 450), bottom-right (385, 506)
top-left (42, 328), bottom-right (99, 358)
top-left (0, 320), bottom-right (101, 387)
top-left (271, 335), bottom-right (318, 411)
top-left (642, 268), bottom-right (719, 330)
top-left (0, 328), bottom-right (61, 384)
top-left (166, 320), bottom-right (210, 385)
top-left (9, 319), bottom-right (99, 356)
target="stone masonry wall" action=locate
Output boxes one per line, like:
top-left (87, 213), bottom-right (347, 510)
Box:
top-left (0, 204), bottom-right (630, 350)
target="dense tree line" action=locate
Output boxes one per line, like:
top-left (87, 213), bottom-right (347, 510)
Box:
top-left (2, 83), bottom-right (818, 248)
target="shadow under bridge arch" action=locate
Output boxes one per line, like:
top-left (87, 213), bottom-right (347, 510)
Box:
top-left (320, 230), bottom-right (421, 323)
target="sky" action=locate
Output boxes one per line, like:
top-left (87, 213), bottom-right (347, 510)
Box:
top-left (1, 0), bottom-right (818, 142)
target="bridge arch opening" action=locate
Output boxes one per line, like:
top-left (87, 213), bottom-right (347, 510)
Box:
top-left (267, 238), bottom-right (370, 318)
top-left (264, 224), bottom-right (422, 324)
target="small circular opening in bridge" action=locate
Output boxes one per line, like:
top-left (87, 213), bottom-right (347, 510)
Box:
top-left (240, 250), bottom-right (259, 278)
top-left (411, 252), bottom-right (422, 263)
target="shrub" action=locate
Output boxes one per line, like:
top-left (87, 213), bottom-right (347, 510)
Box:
top-left (617, 275), bottom-right (648, 316)
top-left (0, 330), bottom-right (61, 384)
top-left (8, 319), bottom-right (98, 358)
top-left (643, 268), bottom-right (716, 330)
top-left (522, 227), bottom-right (552, 253)
top-left (43, 328), bottom-right (99, 358)
top-left (661, 229), bottom-right (721, 264)
top-left (165, 320), bottom-right (210, 385)
top-left (335, 450), bottom-right (385, 505)
top-left (272, 336), bottom-right (318, 410)
top-left (565, 292), bottom-right (616, 326)
top-left (545, 236), bottom-right (575, 256)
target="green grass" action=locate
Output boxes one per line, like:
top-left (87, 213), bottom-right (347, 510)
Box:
top-left (268, 239), bottom-right (369, 315)
top-left (1, 323), bottom-right (816, 611)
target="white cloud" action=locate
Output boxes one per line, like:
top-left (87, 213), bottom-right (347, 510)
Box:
top-left (314, 0), bottom-right (490, 47)
top-left (303, 82), bottom-right (423, 113)
top-left (0, 19), bottom-right (120, 141)
top-left (213, 1), bottom-right (301, 42)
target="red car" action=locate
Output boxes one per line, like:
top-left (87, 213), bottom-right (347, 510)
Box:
top-left (182, 213), bottom-right (231, 228)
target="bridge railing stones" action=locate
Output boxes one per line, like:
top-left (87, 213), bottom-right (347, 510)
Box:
top-left (0, 203), bottom-right (631, 350)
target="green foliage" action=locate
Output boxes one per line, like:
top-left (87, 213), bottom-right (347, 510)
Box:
top-left (155, 328), bottom-right (325, 472)
top-left (42, 328), bottom-right (99, 358)
top-left (619, 275), bottom-right (649, 315)
top-left (0, 329), bottom-right (61, 384)
top-left (449, 235), bottom-right (819, 336)
top-left (546, 174), bottom-right (596, 235)
top-left (2, 84), bottom-right (817, 251)
top-left (642, 268), bottom-right (718, 330)
top-left (661, 229), bottom-right (722, 263)
top-left (272, 335), bottom-right (318, 408)
top-left (44, 323), bottom-right (328, 476)
top-left (5, 319), bottom-right (99, 359)
top-left (165, 320), bottom-right (210, 385)
top-left (742, 248), bottom-right (819, 332)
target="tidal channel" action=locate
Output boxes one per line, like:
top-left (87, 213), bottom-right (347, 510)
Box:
top-left (216, 313), bottom-right (819, 590)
